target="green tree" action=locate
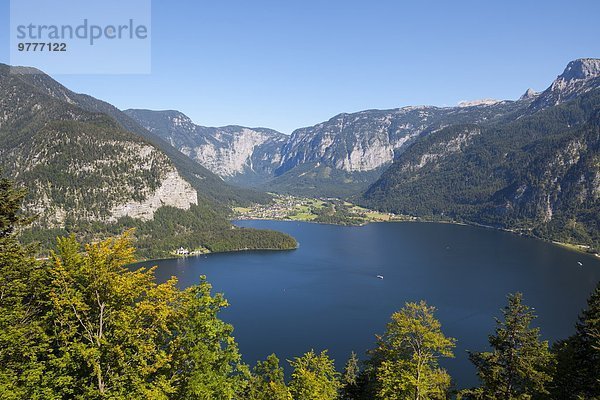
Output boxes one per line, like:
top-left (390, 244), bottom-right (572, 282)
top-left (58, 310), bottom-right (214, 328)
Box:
top-left (169, 277), bottom-right (245, 399)
top-left (45, 232), bottom-right (182, 398)
top-left (0, 175), bottom-right (52, 399)
top-left (245, 354), bottom-right (292, 400)
top-left (1, 221), bottom-right (244, 398)
top-left (370, 301), bottom-right (455, 400)
top-left (341, 351), bottom-right (360, 400)
top-left (289, 350), bottom-right (341, 400)
top-left (550, 282), bottom-right (600, 399)
top-left (468, 293), bottom-right (553, 400)
top-left (0, 173), bottom-right (26, 238)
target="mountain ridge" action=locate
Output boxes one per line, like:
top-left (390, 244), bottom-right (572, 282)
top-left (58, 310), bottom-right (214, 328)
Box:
top-left (362, 58), bottom-right (600, 251)
top-left (0, 63), bottom-right (296, 258)
top-left (129, 99), bottom-right (530, 197)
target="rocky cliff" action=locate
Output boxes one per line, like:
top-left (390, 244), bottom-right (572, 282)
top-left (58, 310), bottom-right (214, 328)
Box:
top-left (0, 66), bottom-right (199, 226)
top-left (125, 109), bottom-right (287, 186)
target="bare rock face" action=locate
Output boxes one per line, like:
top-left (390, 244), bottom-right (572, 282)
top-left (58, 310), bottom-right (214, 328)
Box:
top-left (11, 132), bottom-right (199, 227)
top-left (275, 102), bottom-right (520, 178)
top-left (560, 58), bottom-right (600, 81)
top-left (109, 169), bottom-right (197, 221)
top-left (399, 127), bottom-right (481, 173)
top-left (124, 109), bottom-right (287, 184)
top-left (458, 99), bottom-right (501, 107)
top-left (127, 59), bottom-right (600, 199)
top-left (184, 127), bottom-right (285, 177)
top-left (277, 108), bottom-right (449, 175)
top-left (531, 58), bottom-right (600, 109)
top-left (126, 101), bottom-right (525, 195)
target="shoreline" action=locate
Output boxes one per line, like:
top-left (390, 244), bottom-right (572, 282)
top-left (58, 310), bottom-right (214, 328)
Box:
top-left (135, 244), bottom-right (299, 264)
top-left (136, 217), bottom-right (598, 264)
top-left (233, 216), bottom-right (600, 259)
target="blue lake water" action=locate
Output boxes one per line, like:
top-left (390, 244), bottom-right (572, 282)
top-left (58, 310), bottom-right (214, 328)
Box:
top-left (138, 220), bottom-right (600, 388)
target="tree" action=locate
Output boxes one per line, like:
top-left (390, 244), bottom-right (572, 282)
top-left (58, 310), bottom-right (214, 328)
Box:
top-left (0, 172), bottom-right (26, 238)
top-left (468, 293), bottom-right (553, 399)
top-left (288, 350), bottom-right (341, 400)
top-left (245, 354), bottom-right (292, 400)
top-left (0, 175), bottom-right (52, 399)
top-left (341, 351), bottom-right (360, 399)
top-left (169, 277), bottom-right (245, 399)
top-left (43, 232), bottom-right (185, 398)
top-left (1, 222), bottom-right (244, 398)
top-left (370, 301), bottom-right (456, 400)
top-left (550, 282), bottom-right (600, 399)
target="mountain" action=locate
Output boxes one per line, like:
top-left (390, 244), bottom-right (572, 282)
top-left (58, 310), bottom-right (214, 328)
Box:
top-left (129, 99), bottom-right (529, 197)
top-left (530, 58), bottom-right (600, 110)
top-left (0, 65), bottom-right (198, 225)
top-left (363, 58), bottom-right (600, 251)
top-left (0, 64), bottom-right (295, 257)
top-left (4, 67), bottom-right (270, 206)
top-left (268, 101), bottom-right (532, 196)
top-left (124, 109), bottom-right (288, 187)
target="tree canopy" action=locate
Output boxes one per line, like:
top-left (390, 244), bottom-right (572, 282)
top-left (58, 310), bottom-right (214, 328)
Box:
top-left (466, 293), bottom-right (553, 400)
top-left (368, 301), bottom-right (456, 400)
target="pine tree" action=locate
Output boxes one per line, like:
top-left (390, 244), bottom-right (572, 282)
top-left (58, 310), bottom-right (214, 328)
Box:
top-left (468, 293), bottom-right (553, 399)
top-left (551, 282), bottom-right (600, 399)
top-left (341, 351), bottom-right (360, 399)
top-left (0, 174), bottom-right (51, 399)
top-left (0, 172), bottom-right (26, 238)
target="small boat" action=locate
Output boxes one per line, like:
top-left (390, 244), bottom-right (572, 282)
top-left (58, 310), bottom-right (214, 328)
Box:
top-left (377, 275), bottom-right (384, 280)
top-left (578, 261), bottom-right (583, 266)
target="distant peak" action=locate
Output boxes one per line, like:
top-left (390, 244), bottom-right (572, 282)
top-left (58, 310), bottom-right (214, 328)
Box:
top-left (558, 58), bottom-right (600, 81)
top-left (457, 99), bottom-right (500, 108)
top-left (520, 88), bottom-right (539, 100)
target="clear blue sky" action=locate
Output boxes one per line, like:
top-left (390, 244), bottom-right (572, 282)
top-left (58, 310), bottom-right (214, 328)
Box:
top-left (1, 0), bottom-right (599, 133)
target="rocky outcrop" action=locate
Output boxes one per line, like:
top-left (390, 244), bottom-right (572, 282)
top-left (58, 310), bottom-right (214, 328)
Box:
top-left (458, 99), bottom-right (501, 107)
top-left (531, 58), bottom-right (600, 110)
top-left (519, 88), bottom-right (539, 101)
top-left (0, 66), bottom-right (203, 228)
top-left (183, 127), bottom-right (285, 177)
top-left (109, 169), bottom-right (197, 221)
top-left (126, 101), bottom-right (526, 196)
top-left (125, 109), bottom-right (287, 184)
top-left (399, 127), bottom-right (481, 172)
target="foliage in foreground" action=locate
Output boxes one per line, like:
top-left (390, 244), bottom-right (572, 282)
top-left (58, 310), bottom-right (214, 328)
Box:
top-left (0, 231), bottom-right (244, 399)
top-left (361, 301), bottom-right (456, 400)
top-left (550, 283), bottom-right (600, 399)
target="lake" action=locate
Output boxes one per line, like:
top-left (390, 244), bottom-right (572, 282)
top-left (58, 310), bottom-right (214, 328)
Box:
top-left (137, 220), bottom-right (600, 388)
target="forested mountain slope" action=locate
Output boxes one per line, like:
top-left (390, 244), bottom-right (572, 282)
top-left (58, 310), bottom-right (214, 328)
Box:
top-left (0, 64), bottom-right (295, 258)
top-left (363, 59), bottom-right (600, 251)
top-left (4, 65), bottom-right (270, 206)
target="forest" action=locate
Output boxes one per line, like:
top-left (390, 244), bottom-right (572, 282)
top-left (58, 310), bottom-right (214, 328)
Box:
top-left (20, 201), bottom-right (298, 260)
top-left (1, 174), bottom-right (598, 399)
top-left (362, 90), bottom-right (600, 254)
